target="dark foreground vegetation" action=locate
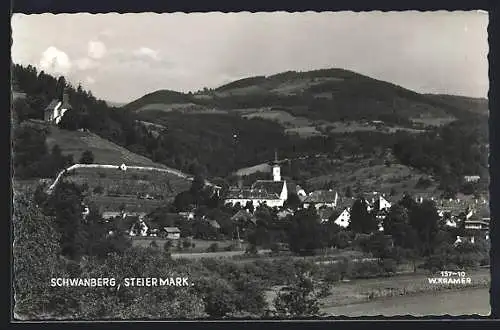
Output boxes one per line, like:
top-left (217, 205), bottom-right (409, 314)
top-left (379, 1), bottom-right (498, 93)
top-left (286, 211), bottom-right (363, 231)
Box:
top-left (14, 177), bottom-right (489, 319)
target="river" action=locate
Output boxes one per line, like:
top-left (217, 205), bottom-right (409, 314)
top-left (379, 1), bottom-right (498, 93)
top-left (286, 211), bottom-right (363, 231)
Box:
top-left (322, 287), bottom-right (490, 317)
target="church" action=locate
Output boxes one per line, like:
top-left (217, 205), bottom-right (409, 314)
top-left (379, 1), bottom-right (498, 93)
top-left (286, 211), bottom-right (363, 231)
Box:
top-left (44, 89), bottom-right (72, 124)
top-left (224, 152), bottom-right (304, 209)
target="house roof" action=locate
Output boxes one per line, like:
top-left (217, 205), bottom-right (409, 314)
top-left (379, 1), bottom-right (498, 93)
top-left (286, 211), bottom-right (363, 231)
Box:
top-left (164, 227), bottom-right (180, 233)
top-left (251, 180), bottom-right (285, 196)
top-left (102, 211), bottom-right (122, 218)
top-left (225, 188), bottom-right (280, 200)
top-left (303, 190), bottom-right (337, 203)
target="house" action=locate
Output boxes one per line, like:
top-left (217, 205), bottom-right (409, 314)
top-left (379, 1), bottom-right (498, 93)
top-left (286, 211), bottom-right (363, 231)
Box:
top-left (164, 227), bottom-right (181, 240)
top-left (295, 185), bottom-right (307, 200)
top-left (454, 235), bottom-right (476, 246)
top-left (225, 188), bottom-right (284, 208)
top-left (102, 211), bottom-right (123, 220)
top-left (130, 219), bottom-right (149, 237)
top-left (44, 90), bottom-right (72, 124)
top-left (463, 175), bottom-right (481, 183)
top-left (464, 219), bottom-right (489, 231)
top-left (334, 207), bottom-right (351, 228)
top-left (179, 211), bottom-right (195, 221)
top-left (303, 190), bottom-right (338, 209)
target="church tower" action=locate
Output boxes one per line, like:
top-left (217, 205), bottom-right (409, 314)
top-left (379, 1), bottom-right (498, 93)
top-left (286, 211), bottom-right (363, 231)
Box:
top-left (272, 150), bottom-right (281, 182)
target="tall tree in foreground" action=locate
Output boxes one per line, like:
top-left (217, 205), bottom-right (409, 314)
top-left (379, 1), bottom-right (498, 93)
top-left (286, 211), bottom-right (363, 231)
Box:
top-left (274, 271), bottom-right (321, 318)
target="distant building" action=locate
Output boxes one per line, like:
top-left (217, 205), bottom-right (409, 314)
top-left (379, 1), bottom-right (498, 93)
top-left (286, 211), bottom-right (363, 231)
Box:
top-left (164, 227), bottom-right (181, 240)
top-left (334, 207), bottom-right (351, 228)
top-left (44, 89), bottom-right (72, 124)
top-left (102, 211), bottom-right (124, 220)
top-left (303, 190), bottom-right (338, 209)
top-left (130, 219), bottom-right (149, 237)
top-left (463, 175), bottom-right (481, 183)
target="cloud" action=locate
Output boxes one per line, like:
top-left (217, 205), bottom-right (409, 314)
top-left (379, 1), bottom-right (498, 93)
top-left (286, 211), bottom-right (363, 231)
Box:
top-left (75, 57), bottom-right (99, 70)
top-left (39, 46), bottom-right (72, 74)
top-left (88, 40), bottom-right (107, 59)
top-left (133, 47), bottom-right (161, 61)
top-left (85, 76), bottom-right (96, 84)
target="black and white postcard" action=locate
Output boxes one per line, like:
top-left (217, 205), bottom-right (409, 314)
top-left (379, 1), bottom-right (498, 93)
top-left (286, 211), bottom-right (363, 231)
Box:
top-left (11, 11), bottom-right (491, 320)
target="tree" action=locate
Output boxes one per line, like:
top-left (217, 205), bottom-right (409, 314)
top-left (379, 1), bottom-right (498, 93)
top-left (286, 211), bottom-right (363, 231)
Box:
top-left (13, 192), bottom-right (66, 317)
top-left (287, 208), bottom-right (323, 255)
top-left (245, 200), bottom-right (255, 213)
top-left (383, 204), bottom-right (410, 247)
top-left (409, 200), bottom-right (440, 255)
top-left (79, 150), bottom-right (95, 164)
top-left (12, 98), bottom-right (38, 123)
top-left (44, 181), bottom-right (88, 260)
top-left (284, 193), bottom-right (302, 210)
top-left (344, 186), bottom-right (353, 198)
top-left (349, 197), bottom-right (377, 234)
top-left (173, 191), bottom-right (194, 212)
top-left (163, 240), bottom-right (173, 253)
top-left (274, 271), bottom-right (321, 318)
top-left (13, 124), bottom-right (49, 179)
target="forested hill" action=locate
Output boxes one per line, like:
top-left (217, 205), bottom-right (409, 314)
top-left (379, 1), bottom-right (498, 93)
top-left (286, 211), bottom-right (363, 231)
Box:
top-left (123, 68), bottom-right (488, 124)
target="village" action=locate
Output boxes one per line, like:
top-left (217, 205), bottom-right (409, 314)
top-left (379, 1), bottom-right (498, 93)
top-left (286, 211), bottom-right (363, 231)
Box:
top-left (75, 154), bottom-right (489, 252)
top-left (34, 89), bottom-right (489, 256)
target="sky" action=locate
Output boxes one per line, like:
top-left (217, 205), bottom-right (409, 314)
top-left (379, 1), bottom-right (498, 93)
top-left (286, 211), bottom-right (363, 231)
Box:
top-left (11, 11), bottom-right (488, 103)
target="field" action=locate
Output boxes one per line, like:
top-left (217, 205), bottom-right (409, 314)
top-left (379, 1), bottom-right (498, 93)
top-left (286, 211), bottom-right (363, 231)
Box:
top-left (306, 156), bottom-right (437, 196)
top-left (43, 124), bottom-right (167, 167)
top-left (131, 238), bottom-right (248, 253)
top-left (63, 167), bottom-right (191, 212)
top-left (410, 116), bottom-right (456, 127)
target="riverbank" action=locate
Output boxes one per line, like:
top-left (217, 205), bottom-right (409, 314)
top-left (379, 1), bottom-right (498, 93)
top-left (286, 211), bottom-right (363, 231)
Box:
top-left (321, 287), bottom-right (490, 316)
top-left (264, 268), bottom-right (490, 312)
top-left (319, 268), bottom-right (490, 309)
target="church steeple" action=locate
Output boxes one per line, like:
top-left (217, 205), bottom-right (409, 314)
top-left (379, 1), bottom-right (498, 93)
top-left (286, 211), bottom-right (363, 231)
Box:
top-left (272, 149), bottom-right (281, 182)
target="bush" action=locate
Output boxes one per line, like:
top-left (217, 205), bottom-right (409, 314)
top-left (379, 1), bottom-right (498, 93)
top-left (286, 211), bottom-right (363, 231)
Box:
top-left (206, 243), bottom-right (219, 253)
top-left (163, 240), bottom-right (173, 252)
top-left (182, 239), bottom-right (192, 249)
top-left (79, 150), bottom-right (94, 164)
top-left (150, 240), bottom-right (159, 249)
top-left (224, 244), bottom-right (238, 251)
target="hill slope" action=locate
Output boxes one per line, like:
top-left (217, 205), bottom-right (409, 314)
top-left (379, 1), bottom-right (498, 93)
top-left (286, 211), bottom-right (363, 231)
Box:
top-left (42, 122), bottom-right (168, 167)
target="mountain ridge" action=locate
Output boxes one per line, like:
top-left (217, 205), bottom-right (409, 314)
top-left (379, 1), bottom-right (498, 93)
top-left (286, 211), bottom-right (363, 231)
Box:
top-left (122, 68), bottom-right (488, 128)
